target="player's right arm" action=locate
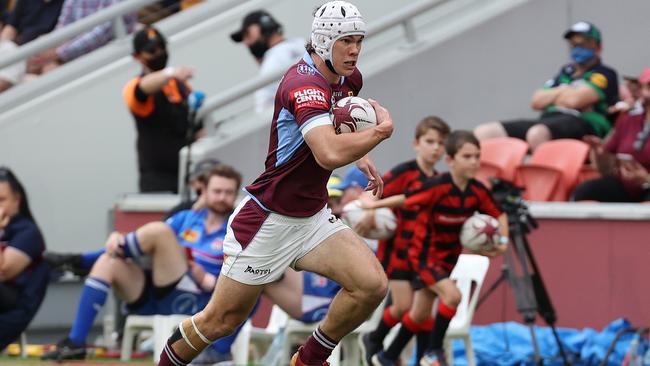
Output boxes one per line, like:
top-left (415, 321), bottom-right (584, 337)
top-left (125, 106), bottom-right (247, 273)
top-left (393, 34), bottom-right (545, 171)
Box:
top-left (303, 99), bottom-right (393, 170)
top-left (138, 66), bottom-right (194, 94)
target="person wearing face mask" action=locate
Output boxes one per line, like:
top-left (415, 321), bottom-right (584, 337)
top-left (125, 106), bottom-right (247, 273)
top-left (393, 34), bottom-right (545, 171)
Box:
top-left (123, 26), bottom-right (203, 194)
top-left (230, 10), bottom-right (305, 113)
top-left (573, 68), bottom-right (650, 202)
top-left (475, 21), bottom-right (619, 151)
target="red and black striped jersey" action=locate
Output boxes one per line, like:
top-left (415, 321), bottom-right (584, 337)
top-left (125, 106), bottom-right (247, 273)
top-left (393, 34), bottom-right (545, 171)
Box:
top-left (404, 173), bottom-right (502, 260)
top-left (377, 160), bottom-right (436, 265)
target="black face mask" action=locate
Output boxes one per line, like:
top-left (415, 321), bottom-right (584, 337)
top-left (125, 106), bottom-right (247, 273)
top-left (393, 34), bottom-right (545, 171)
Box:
top-left (248, 39), bottom-right (269, 60)
top-left (145, 51), bottom-right (168, 71)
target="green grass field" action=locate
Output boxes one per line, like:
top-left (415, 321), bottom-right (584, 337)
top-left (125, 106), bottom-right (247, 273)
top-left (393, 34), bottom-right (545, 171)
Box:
top-left (0, 357), bottom-right (152, 365)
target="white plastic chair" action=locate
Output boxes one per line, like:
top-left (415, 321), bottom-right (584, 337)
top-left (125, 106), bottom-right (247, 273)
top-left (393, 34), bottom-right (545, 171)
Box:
top-left (230, 305), bottom-right (290, 365)
top-left (121, 314), bottom-right (189, 362)
top-left (121, 314), bottom-right (254, 365)
top-left (443, 254), bottom-right (490, 366)
top-left (282, 297), bottom-right (387, 366)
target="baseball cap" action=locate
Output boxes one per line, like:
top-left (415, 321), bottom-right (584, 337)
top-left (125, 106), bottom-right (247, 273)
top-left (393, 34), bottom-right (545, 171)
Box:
top-left (230, 10), bottom-right (279, 43)
top-left (639, 68), bottom-right (650, 85)
top-left (327, 175), bottom-right (343, 198)
top-left (563, 21), bottom-right (601, 43)
top-left (133, 26), bottom-right (166, 54)
top-left (330, 167), bottom-right (368, 191)
top-left (190, 158), bottom-right (220, 182)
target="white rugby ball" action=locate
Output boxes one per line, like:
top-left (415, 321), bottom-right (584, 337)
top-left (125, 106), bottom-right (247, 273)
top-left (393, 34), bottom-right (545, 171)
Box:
top-left (340, 200), bottom-right (396, 240)
top-left (460, 213), bottom-right (500, 252)
top-left (331, 96), bottom-right (377, 134)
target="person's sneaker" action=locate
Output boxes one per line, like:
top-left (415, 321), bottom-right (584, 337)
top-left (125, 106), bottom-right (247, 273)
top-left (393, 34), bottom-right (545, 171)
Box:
top-left (371, 351), bottom-right (398, 366)
top-left (41, 337), bottom-right (86, 361)
top-left (43, 252), bottom-right (89, 276)
top-left (290, 346), bottom-right (330, 366)
top-left (359, 333), bottom-right (381, 366)
top-left (419, 349), bottom-right (448, 366)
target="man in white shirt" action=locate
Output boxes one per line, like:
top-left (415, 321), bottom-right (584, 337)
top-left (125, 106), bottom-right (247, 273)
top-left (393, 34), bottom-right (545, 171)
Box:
top-left (230, 10), bottom-right (305, 113)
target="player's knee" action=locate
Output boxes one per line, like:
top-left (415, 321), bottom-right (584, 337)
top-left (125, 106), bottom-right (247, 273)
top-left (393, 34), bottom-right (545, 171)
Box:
top-left (444, 290), bottom-right (462, 309)
top-left (139, 221), bottom-right (174, 242)
top-left (361, 271), bottom-right (388, 306)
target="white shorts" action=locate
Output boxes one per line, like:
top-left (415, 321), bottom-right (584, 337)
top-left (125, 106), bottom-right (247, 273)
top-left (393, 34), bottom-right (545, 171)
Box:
top-left (221, 196), bottom-right (348, 285)
top-left (0, 41), bottom-right (26, 85)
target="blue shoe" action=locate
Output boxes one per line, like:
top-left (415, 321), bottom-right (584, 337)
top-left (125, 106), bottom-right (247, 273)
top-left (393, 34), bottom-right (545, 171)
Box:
top-left (420, 349), bottom-right (448, 366)
top-left (371, 351), bottom-right (398, 366)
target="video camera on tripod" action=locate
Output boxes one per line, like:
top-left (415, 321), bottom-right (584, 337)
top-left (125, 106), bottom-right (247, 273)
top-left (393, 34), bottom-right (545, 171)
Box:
top-left (477, 178), bottom-right (571, 366)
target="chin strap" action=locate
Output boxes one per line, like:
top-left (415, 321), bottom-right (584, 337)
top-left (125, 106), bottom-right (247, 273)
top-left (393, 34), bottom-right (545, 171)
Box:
top-left (325, 59), bottom-right (339, 76)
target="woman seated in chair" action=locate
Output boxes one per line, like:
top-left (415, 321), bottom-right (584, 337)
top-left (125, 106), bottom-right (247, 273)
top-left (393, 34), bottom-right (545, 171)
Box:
top-left (0, 167), bottom-right (49, 352)
top-left (573, 68), bottom-right (650, 202)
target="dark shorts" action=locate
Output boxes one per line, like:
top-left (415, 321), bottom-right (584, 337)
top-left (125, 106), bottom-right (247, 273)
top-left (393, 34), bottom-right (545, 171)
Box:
top-left (502, 112), bottom-right (595, 140)
top-left (377, 239), bottom-right (416, 281)
top-left (125, 271), bottom-right (209, 316)
top-left (409, 246), bottom-right (459, 288)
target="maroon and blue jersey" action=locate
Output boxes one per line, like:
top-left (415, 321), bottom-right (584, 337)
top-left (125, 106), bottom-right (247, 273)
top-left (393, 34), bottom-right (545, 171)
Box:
top-left (245, 53), bottom-right (363, 217)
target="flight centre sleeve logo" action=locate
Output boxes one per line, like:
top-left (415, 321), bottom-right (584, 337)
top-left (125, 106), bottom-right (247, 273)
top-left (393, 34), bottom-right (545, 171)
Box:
top-left (589, 73), bottom-right (608, 89)
top-left (291, 86), bottom-right (329, 111)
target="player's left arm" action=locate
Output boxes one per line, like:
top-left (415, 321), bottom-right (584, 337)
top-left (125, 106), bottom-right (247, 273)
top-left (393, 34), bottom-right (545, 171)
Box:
top-left (303, 99), bottom-right (393, 170)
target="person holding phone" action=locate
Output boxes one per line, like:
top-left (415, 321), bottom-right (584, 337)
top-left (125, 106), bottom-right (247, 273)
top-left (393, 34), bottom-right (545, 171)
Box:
top-left (573, 68), bottom-right (650, 202)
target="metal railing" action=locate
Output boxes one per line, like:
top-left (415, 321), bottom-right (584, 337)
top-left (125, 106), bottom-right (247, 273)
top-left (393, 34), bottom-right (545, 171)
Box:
top-left (197, 0), bottom-right (449, 122)
top-left (0, 0), bottom-right (160, 70)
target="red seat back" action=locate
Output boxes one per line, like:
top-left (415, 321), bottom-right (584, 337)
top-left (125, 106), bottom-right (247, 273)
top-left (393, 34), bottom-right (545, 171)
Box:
top-left (479, 137), bottom-right (529, 182)
top-left (515, 139), bottom-right (589, 201)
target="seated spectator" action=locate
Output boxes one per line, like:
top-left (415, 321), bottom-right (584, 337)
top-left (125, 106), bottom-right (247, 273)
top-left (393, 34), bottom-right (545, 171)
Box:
top-left (609, 74), bottom-right (644, 116)
top-left (167, 158), bottom-right (220, 218)
top-left (573, 68), bottom-right (650, 202)
top-left (230, 10), bottom-right (304, 113)
top-left (123, 26), bottom-right (203, 193)
top-left (474, 21), bottom-right (619, 151)
top-left (42, 165), bottom-right (243, 362)
top-left (0, 0), bottom-right (64, 91)
top-left (327, 166), bottom-right (369, 217)
top-left (0, 167), bottom-right (49, 352)
top-left (30, 0), bottom-right (136, 73)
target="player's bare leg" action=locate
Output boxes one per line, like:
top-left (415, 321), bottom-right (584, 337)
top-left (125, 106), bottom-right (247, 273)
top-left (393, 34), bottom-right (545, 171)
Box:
top-left (160, 276), bottom-right (263, 365)
top-left (292, 228), bottom-right (388, 364)
top-left (264, 268), bottom-right (304, 319)
top-left (420, 279), bottom-right (461, 366)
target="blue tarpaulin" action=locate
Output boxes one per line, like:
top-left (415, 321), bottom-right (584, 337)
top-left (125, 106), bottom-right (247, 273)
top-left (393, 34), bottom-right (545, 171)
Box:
top-left (411, 319), bottom-right (643, 366)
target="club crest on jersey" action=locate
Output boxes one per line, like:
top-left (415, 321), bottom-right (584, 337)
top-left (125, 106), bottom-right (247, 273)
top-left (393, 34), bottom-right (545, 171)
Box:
top-left (211, 239), bottom-right (223, 251)
top-left (297, 64), bottom-right (316, 75)
top-left (292, 86), bottom-right (328, 111)
top-left (181, 228), bottom-right (199, 242)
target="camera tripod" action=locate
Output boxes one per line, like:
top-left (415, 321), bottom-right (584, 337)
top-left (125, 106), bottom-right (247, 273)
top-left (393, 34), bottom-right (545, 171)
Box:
top-left (477, 179), bottom-right (570, 366)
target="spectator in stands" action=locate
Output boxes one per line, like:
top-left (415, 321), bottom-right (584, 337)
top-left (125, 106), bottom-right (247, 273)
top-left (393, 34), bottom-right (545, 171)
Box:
top-left (166, 158), bottom-right (220, 218)
top-left (327, 166), bottom-right (369, 217)
top-left (30, 0), bottom-right (136, 73)
top-left (123, 26), bottom-right (203, 193)
top-left (609, 74), bottom-right (644, 116)
top-left (474, 21), bottom-right (619, 151)
top-left (42, 164), bottom-right (243, 362)
top-left (573, 68), bottom-right (650, 202)
top-left (0, 167), bottom-right (49, 352)
top-left (0, 0), bottom-right (64, 91)
top-left (230, 10), bottom-right (304, 113)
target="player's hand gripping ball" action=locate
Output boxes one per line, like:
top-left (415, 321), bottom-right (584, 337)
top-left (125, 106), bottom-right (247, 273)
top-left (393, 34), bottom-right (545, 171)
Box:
top-left (331, 96), bottom-right (377, 134)
top-left (460, 213), bottom-right (500, 252)
top-left (341, 200), bottom-right (396, 240)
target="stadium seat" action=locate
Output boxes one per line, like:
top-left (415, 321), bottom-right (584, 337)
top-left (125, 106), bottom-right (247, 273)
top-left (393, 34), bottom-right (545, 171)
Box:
top-left (577, 164), bottom-right (601, 185)
top-left (443, 254), bottom-right (490, 366)
top-left (514, 139), bottom-right (589, 201)
top-left (476, 137), bottom-right (529, 186)
top-left (121, 314), bottom-right (188, 362)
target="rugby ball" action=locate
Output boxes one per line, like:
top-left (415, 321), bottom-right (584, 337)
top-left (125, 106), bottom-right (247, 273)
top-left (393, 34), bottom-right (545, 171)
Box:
top-left (340, 200), bottom-right (396, 240)
top-left (460, 213), bottom-right (500, 252)
top-left (331, 96), bottom-right (377, 134)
